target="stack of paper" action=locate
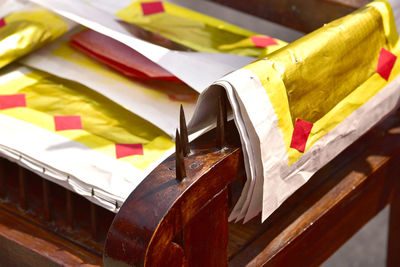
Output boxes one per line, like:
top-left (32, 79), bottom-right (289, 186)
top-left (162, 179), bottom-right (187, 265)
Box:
top-left (0, 0), bottom-right (287, 213)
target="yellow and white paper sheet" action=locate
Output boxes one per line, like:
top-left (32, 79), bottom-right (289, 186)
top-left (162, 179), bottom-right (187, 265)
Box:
top-left (0, 65), bottom-right (175, 211)
top-left (20, 28), bottom-right (198, 137)
top-left (26, 0), bottom-right (287, 92)
top-left (189, 0), bottom-right (400, 222)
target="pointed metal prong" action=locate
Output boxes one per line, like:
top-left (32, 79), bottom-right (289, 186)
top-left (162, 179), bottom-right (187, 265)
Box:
top-left (180, 105), bottom-right (190, 156)
top-left (216, 93), bottom-right (227, 149)
top-left (175, 129), bottom-right (186, 181)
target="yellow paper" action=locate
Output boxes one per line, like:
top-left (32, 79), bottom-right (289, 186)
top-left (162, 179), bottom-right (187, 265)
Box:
top-left (244, 0), bottom-right (400, 164)
top-left (116, 0), bottom-right (287, 57)
top-left (0, 9), bottom-right (67, 68)
top-left (0, 66), bottom-right (174, 170)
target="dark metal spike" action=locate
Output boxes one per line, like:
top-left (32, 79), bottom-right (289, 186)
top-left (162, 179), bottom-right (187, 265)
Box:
top-left (175, 129), bottom-right (186, 181)
top-left (216, 94), bottom-right (227, 149)
top-left (180, 105), bottom-right (190, 156)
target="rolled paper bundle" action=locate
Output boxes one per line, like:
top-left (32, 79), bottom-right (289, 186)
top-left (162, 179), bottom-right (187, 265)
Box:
top-left (0, 8), bottom-right (68, 68)
top-left (69, 29), bottom-right (180, 82)
top-left (188, 0), bottom-right (400, 222)
top-left (116, 0), bottom-right (287, 57)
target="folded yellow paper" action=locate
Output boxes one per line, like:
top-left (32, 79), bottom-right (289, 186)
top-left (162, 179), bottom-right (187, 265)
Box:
top-left (0, 9), bottom-right (67, 68)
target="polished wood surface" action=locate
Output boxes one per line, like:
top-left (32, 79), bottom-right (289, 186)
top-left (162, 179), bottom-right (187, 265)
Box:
top-left (104, 107), bottom-right (400, 267)
top-left (208, 0), bottom-right (371, 33)
top-left (230, 113), bottom-right (400, 266)
top-left (0, 205), bottom-right (102, 266)
top-left (104, 117), bottom-right (244, 266)
top-left (0, 157), bottom-right (115, 265)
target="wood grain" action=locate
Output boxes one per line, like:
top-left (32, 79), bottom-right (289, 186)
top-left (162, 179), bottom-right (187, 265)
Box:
top-left (0, 206), bottom-right (102, 266)
top-left (207, 0), bottom-right (370, 33)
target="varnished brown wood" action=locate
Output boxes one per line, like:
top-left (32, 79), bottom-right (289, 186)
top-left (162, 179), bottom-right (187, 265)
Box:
top-left (208, 0), bottom-right (371, 33)
top-left (183, 189), bottom-right (229, 267)
top-left (104, 120), bottom-right (243, 266)
top-left (0, 159), bottom-right (4, 199)
top-left (0, 1), bottom-right (394, 266)
top-left (90, 202), bottom-right (98, 241)
top-left (66, 189), bottom-right (74, 228)
top-left (42, 179), bottom-right (51, 221)
top-left (0, 205), bottom-right (102, 266)
top-left (387, 174), bottom-right (400, 267)
top-left (0, 158), bottom-right (115, 261)
top-left (18, 166), bottom-right (27, 210)
top-left (229, 113), bottom-right (400, 266)
top-left (104, 107), bottom-right (400, 266)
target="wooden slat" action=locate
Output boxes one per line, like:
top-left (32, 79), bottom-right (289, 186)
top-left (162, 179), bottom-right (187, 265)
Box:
top-left (66, 190), bottom-right (74, 229)
top-left (387, 178), bottom-right (400, 266)
top-left (90, 202), bottom-right (98, 241)
top-left (18, 167), bottom-right (27, 210)
top-left (0, 206), bottom-right (101, 266)
top-left (42, 179), bottom-right (51, 221)
top-left (0, 159), bottom-right (4, 199)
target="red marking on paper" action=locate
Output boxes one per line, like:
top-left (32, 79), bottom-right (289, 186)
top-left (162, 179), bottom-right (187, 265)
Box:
top-left (290, 119), bottom-right (313, 153)
top-left (54, 115), bottom-right (83, 131)
top-left (69, 29), bottom-right (179, 81)
top-left (115, 143), bottom-right (144, 158)
top-left (0, 18), bottom-right (5, 28)
top-left (250, 36), bottom-right (278, 48)
top-left (0, 94), bottom-right (26, 109)
top-left (377, 48), bottom-right (397, 81)
top-left (141, 1), bottom-right (165, 16)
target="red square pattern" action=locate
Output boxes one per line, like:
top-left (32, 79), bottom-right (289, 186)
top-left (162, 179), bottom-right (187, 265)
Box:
top-left (115, 143), bottom-right (144, 159)
top-left (54, 115), bottom-right (83, 131)
top-left (290, 118), bottom-right (313, 153)
top-left (0, 94), bottom-right (26, 110)
top-left (250, 36), bottom-right (278, 48)
top-left (0, 18), bottom-right (5, 28)
top-left (377, 48), bottom-right (397, 81)
top-left (141, 1), bottom-right (165, 16)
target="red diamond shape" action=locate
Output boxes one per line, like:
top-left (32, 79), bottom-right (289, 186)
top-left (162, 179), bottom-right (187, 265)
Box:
top-left (290, 119), bottom-right (313, 153)
top-left (250, 36), bottom-right (278, 48)
top-left (377, 48), bottom-right (397, 81)
top-left (115, 143), bottom-right (144, 159)
top-left (54, 115), bottom-right (82, 131)
top-left (0, 94), bottom-right (26, 110)
top-left (141, 1), bottom-right (165, 16)
top-left (0, 18), bottom-right (5, 29)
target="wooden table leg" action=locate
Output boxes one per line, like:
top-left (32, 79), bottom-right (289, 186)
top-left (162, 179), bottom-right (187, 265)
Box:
top-left (388, 185), bottom-right (400, 267)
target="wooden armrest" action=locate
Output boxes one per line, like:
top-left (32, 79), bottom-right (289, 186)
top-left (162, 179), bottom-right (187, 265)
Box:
top-left (104, 121), bottom-right (244, 266)
top-left (104, 107), bottom-right (400, 267)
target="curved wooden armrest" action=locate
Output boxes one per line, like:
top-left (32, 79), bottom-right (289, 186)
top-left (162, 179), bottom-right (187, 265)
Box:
top-left (104, 121), bottom-right (243, 266)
